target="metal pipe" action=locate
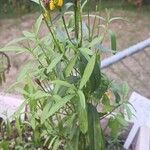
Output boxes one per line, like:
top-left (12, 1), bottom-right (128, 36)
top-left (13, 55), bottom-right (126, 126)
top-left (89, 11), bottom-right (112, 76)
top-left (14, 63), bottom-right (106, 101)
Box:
top-left (101, 38), bottom-right (150, 69)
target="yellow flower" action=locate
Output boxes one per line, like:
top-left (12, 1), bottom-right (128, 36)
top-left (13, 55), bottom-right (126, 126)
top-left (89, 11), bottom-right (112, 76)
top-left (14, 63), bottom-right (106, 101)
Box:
top-left (49, 0), bottom-right (63, 10)
top-left (57, 0), bottom-right (63, 7)
top-left (49, 0), bottom-right (55, 10)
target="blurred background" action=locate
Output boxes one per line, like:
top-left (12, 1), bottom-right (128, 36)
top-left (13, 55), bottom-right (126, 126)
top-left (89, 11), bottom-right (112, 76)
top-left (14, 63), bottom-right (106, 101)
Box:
top-left (0, 0), bottom-right (150, 97)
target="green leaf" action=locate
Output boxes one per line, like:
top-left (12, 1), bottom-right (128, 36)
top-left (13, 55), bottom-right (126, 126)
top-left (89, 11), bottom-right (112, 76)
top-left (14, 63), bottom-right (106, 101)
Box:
top-left (79, 48), bottom-right (94, 56)
top-left (109, 17), bottom-right (127, 23)
top-left (77, 90), bottom-right (88, 134)
top-left (77, 90), bottom-right (86, 109)
top-left (89, 37), bottom-right (103, 48)
top-left (116, 113), bottom-right (128, 126)
top-left (124, 103), bottom-right (133, 120)
top-left (0, 46), bottom-right (27, 52)
top-left (79, 54), bottom-right (96, 89)
top-left (53, 138), bottom-right (62, 150)
top-left (52, 80), bottom-right (75, 89)
top-left (32, 90), bottom-right (50, 99)
top-left (122, 83), bottom-right (129, 97)
top-left (108, 118), bottom-right (120, 138)
top-left (69, 126), bottom-right (80, 150)
top-left (61, 2), bottom-right (74, 14)
top-left (82, 22), bottom-right (89, 39)
top-left (78, 106), bottom-right (88, 134)
top-left (41, 94), bottom-right (74, 124)
top-left (30, 0), bottom-right (39, 4)
top-left (0, 141), bottom-right (9, 150)
top-left (48, 136), bottom-right (58, 149)
top-left (65, 56), bottom-right (77, 77)
top-left (23, 31), bottom-right (35, 38)
top-left (88, 59), bottom-right (101, 93)
top-left (30, 0), bottom-right (45, 9)
top-left (17, 61), bottom-right (33, 82)
top-left (79, 48), bottom-right (94, 61)
top-left (34, 14), bottom-right (43, 35)
top-left (108, 30), bottom-right (117, 54)
top-left (81, 0), bottom-right (88, 11)
top-left (47, 54), bottom-right (63, 73)
top-left (87, 103), bottom-right (105, 150)
top-left (6, 37), bottom-right (27, 46)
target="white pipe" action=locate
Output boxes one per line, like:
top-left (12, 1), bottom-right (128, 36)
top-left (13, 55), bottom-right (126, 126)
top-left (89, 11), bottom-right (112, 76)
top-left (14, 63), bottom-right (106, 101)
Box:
top-left (101, 38), bottom-right (150, 69)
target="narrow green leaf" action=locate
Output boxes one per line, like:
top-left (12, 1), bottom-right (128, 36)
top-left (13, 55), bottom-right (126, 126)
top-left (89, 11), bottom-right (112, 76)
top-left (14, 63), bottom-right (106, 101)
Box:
top-left (65, 56), bottom-right (77, 77)
top-left (61, 2), bottom-right (74, 14)
top-left (0, 46), bottom-right (27, 52)
top-left (52, 80), bottom-right (75, 89)
top-left (78, 106), bottom-right (88, 134)
top-left (122, 83), bottom-right (129, 97)
top-left (34, 14), bottom-right (43, 35)
top-left (69, 127), bottom-right (80, 150)
top-left (109, 30), bottom-right (117, 54)
top-left (17, 62), bottom-right (33, 82)
top-left (53, 138), bottom-right (61, 150)
top-left (48, 136), bottom-right (58, 149)
top-left (79, 54), bottom-right (96, 89)
top-left (41, 94), bottom-right (74, 124)
top-left (47, 54), bottom-right (63, 73)
top-left (6, 37), bottom-right (27, 46)
top-left (32, 91), bottom-right (50, 99)
top-left (88, 103), bottom-right (105, 150)
top-left (79, 48), bottom-right (94, 61)
top-left (77, 90), bottom-right (86, 109)
top-left (109, 17), bottom-right (127, 23)
top-left (108, 118), bottom-right (120, 138)
top-left (30, 0), bottom-right (45, 9)
top-left (124, 103), bottom-right (133, 120)
top-left (79, 48), bottom-right (94, 56)
top-left (30, 0), bottom-right (39, 4)
top-left (23, 31), bottom-right (35, 38)
top-left (81, 0), bottom-right (88, 11)
top-left (89, 37), bottom-right (103, 48)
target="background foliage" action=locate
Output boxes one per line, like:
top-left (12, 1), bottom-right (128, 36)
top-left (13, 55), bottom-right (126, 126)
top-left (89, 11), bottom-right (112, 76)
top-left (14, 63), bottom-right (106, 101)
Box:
top-left (0, 0), bottom-right (150, 18)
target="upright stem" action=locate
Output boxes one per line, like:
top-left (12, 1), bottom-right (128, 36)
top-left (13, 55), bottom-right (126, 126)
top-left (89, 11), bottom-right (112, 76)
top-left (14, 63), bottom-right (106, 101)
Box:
top-left (61, 15), bottom-right (74, 45)
top-left (74, 0), bottom-right (82, 47)
top-left (91, 15), bottom-right (97, 40)
top-left (74, 0), bottom-right (79, 40)
top-left (87, 0), bottom-right (91, 42)
top-left (97, 0), bottom-right (101, 37)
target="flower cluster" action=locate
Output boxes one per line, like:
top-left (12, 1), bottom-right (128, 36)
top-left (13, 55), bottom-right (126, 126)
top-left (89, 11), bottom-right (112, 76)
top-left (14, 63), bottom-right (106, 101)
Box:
top-left (43, 0), bottom-right (64, 10)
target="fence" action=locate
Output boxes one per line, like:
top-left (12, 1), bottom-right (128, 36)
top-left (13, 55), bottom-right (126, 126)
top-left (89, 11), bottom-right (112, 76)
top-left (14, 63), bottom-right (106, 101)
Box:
top-left (101, 38), bottom-right (150, 98)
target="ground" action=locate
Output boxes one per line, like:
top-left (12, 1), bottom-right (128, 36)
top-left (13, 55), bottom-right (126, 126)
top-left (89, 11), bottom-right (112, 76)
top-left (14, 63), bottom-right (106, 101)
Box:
top-left (0, 9), bottom-right (150, 97)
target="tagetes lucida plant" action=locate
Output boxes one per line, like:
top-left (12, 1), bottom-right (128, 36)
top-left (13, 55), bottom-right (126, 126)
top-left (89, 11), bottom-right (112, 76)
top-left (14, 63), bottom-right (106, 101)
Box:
top-left (0, 0), bottom-right (131, 149)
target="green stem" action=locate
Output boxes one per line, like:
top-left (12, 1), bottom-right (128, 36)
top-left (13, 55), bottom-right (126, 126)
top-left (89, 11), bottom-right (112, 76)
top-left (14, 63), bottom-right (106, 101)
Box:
top-left (87, 0), bottom-right (91, 41)
top-left (61, 15), bottom-right (74, 45)
top-left (37, 39), bottom-right (51, 63)
top-left (97, 0), bottom-right (101, 37)
top-left (74, 0), bottom-right (82, 47)
top-left (74, 0), bottom-right (79, 40)
top-left (43, 14), bottom-right (70, 62)
top-left (24, 42), bottom-right (44, 68)
top-left (91, 15), bottom-right (97, 40)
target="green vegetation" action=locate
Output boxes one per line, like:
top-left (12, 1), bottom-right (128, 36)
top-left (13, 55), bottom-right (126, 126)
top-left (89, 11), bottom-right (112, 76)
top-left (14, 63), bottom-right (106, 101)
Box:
top-left (0, 52), bottom-right (10, 85)
top-left (0, 0), bottom-right (150, 19)
top-left (0, 0), bottom-right (38, 19)
top-left (0, 0), bottom-right (132, 149)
